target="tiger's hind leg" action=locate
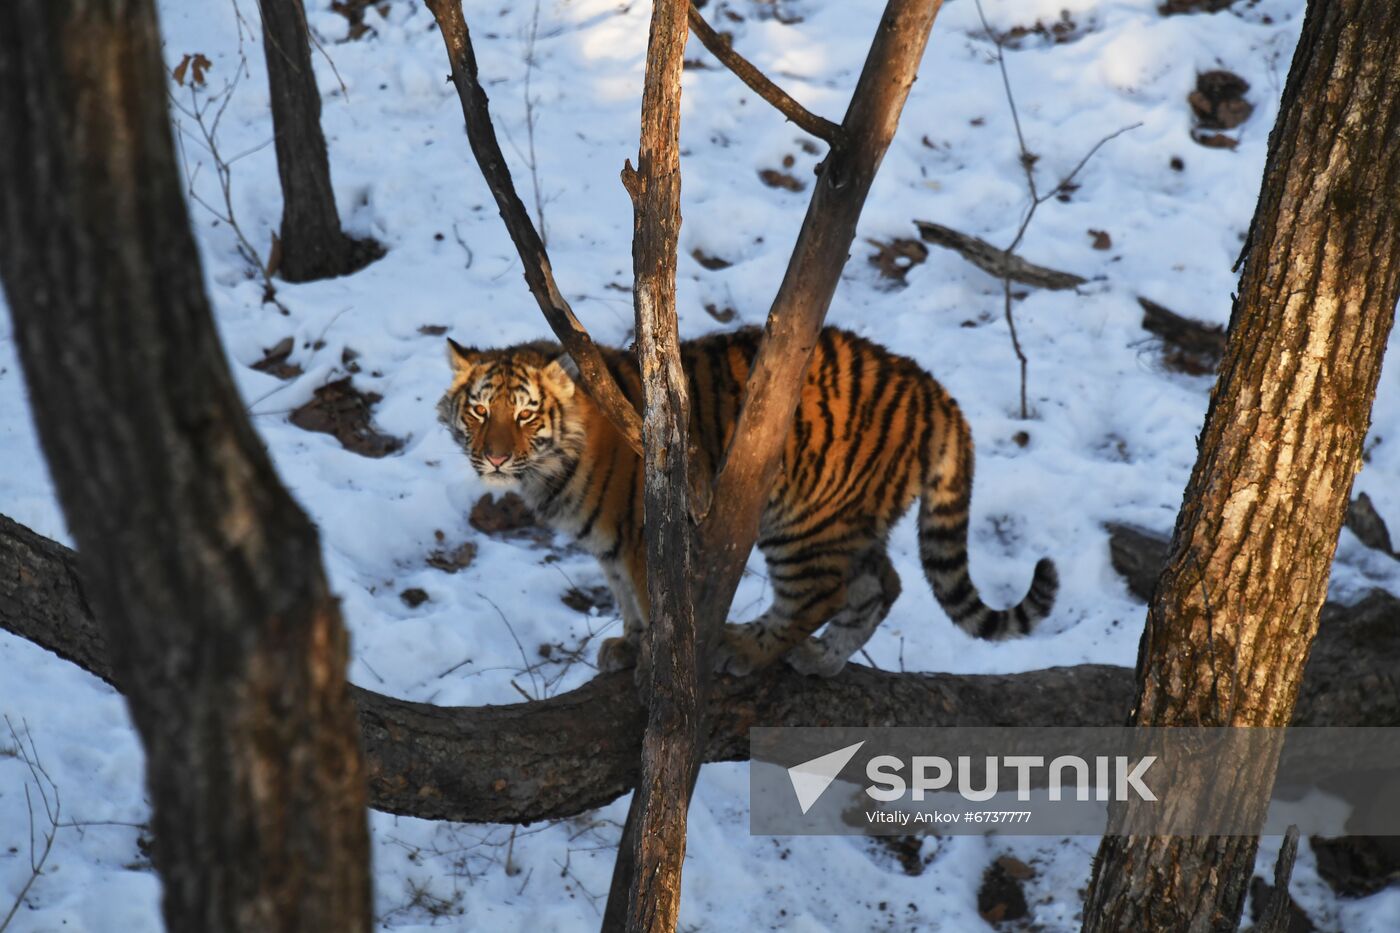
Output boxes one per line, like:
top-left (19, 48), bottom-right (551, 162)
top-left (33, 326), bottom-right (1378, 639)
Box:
top-left (712, 524), bottom-right (873, 676)
top-left (595, 556), bottom-right (647, 673)
top-left (784, 547), bottom-right (901, 677)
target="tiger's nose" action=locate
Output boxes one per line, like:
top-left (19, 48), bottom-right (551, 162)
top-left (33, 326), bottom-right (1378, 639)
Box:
top-left (485, 453), bottom-right (510, 468)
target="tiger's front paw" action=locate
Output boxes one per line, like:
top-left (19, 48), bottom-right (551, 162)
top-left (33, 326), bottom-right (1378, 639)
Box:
top-left (597, 635), bottom-right (639, 673)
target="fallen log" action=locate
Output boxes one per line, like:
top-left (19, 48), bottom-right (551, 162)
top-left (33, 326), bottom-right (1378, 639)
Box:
top-left (3, 514), bottom-right (1396, 825)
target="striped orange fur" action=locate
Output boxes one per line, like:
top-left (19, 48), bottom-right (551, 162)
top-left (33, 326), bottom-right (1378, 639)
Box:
top-left (439, 327), bottom-right (1057, 676)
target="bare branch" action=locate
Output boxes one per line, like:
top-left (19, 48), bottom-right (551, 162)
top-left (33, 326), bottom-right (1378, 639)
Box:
top-left (169, 72), bottom-right (288, 312)
top-left (700, 0), bottom-right (947, 627)
top-left (603, 6), bottom-right (950, 919)
top-left (914, 221), bottom-right (1087, 289)
top-left (423, 0), bottom-right (645, 460)
top-left (971, 0), bottom-right (1136, 417)
top-left (0, 719), bottom-right (60, 933)
top-left (686, 2), bottom-right (842, 144)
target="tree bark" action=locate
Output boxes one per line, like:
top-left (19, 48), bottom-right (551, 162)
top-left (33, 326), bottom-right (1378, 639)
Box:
top-left (602, 3), bottom-right (947, 925)
top-left (257, 0), bottom-right (380, 281)
top-left (694, 0), bottom-right (946, 630)
top-left (620, 1), bottom-right (698, 931)
top-left (3, 513), bottom-right (1398, 826)
top-left (0, 3), bottom-right (371, 930)
top-left (1083, 1), bottom-right (1400, 929)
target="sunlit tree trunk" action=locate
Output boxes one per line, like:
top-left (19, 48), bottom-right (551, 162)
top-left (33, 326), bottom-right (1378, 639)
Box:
top-left (1082, 0), bottom-right (1400, 929)
top-left (0, 1), bottom-right (372, 930)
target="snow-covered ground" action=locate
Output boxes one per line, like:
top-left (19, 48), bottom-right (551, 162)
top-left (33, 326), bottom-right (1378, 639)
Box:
top-left (3, 0), bottom-right (1398, 929)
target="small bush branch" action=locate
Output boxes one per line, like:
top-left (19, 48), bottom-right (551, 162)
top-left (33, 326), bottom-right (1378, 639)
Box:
top-left (168, 55), bottom-right (288, 313)
top-left (0, 718), bottom-right (60, 933)
top-left (973, 0), bottom-right (1137, 418)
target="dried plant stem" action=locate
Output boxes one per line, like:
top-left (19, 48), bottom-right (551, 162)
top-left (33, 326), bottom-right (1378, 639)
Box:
top-left (0, 719), bottom-right (60, 933)
top-left (169, 68), bottom-right (288, 314)
top-left (973, 0), bottom-right (1137, 418)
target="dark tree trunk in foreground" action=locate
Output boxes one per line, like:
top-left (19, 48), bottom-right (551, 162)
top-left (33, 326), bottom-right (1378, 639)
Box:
top-left (1083, 1), bottom-right (1400, 929)
top-left (3, 513), bottom-right (1398, 825)
top-left (257, 0), bottom-right (380, 281)
top-left (0, 2), bottom-right (371, 931)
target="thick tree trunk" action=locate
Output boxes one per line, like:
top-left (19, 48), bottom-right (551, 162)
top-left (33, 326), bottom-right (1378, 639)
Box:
top-left (257, 0), bottom-right (380, 281)
top-left (1083, 1), bottom-right (1400, 929)
top-left (3, 513), bottom-right (1398, 826)
top-left (621, 2), bottom-right (699, 931)
top-left (0, 3), bottom-right (371, 931)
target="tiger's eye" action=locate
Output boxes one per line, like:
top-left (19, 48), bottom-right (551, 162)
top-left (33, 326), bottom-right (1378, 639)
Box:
top-left (518, 410), bottom-right (535, 423)
top-left (472, 404), bottom-right (488, 418)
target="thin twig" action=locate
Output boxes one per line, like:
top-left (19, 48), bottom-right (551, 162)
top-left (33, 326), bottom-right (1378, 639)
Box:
top-left (300, 1), bottom-right (350, 99)
top-left (686, 2), bottom-right (842, 144)
top-left (973, 0), bottom-right (1138, 418)
top-left (478, 592), bottom-right (543, 700)
top-left (168, 58), bottom-right (289, 314)
top-left (451, 222), bottom-right (474, 269)
top-left (1, 719), bottom-right (60, 933)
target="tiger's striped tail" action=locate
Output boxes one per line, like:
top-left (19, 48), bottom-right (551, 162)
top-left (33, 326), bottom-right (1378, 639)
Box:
top-left (917, 406), bottom-right (1057, 639)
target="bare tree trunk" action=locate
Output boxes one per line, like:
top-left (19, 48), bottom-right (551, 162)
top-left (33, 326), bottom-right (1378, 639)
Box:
top-left (0, 2), bottom-right (372, 931)
top-left (1082, 1), bottom-right (1400, 929)
top-left (257, 0), bottom-right (380, 281)
top-left (602, 3), bottom-right (945, 926)
top-left (620, 2), bottom-right (697, 929)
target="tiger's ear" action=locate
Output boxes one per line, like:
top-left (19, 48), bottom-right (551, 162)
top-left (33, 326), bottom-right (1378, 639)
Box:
top-left (541, 354), bottom-right (577, 399)
top-left (445, 338), bottom-right (479, 376)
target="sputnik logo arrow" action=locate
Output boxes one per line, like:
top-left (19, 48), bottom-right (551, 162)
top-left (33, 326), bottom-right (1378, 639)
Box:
top-left (787, 741), bottom-right (865, 814)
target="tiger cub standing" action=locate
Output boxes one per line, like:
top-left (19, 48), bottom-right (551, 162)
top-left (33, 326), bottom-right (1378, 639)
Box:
top-left (438, 326), bottom-right (1057, 677)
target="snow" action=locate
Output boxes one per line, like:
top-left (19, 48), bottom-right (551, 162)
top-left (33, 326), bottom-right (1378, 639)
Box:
top-left (2, 0), bottom-right (1398, 929)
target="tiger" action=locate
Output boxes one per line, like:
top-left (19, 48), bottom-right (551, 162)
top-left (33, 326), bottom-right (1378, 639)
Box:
top-left (438, 326), bottom-right (1057, 677)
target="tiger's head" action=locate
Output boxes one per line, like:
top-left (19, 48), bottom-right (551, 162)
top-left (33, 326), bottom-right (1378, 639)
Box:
top-left (437, 338), bottom-right (584, 488)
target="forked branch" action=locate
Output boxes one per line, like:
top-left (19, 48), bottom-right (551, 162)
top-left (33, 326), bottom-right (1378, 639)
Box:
top-left (686, 2), bottom-right (842, 144)
top-left (971, 0), bottom-right (1137, 417)
top-left (699, 0), bottom-right (947, 623)
top-left (424, 0), bottom-right (645, 459)
top-left (605, 2), bottom-right (950, 926)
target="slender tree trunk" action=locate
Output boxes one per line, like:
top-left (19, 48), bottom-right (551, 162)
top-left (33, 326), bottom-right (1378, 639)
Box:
top-left (602, 2), bottom-right (945, 927)
top-left (1083, 1), bottom-right (1400, 929)
top-left (620, 3), bottom-right (697, 929)
top-left (0, 2), bottom-right (372, 931)
top-left (257, 0), bottom-right (380, 281)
